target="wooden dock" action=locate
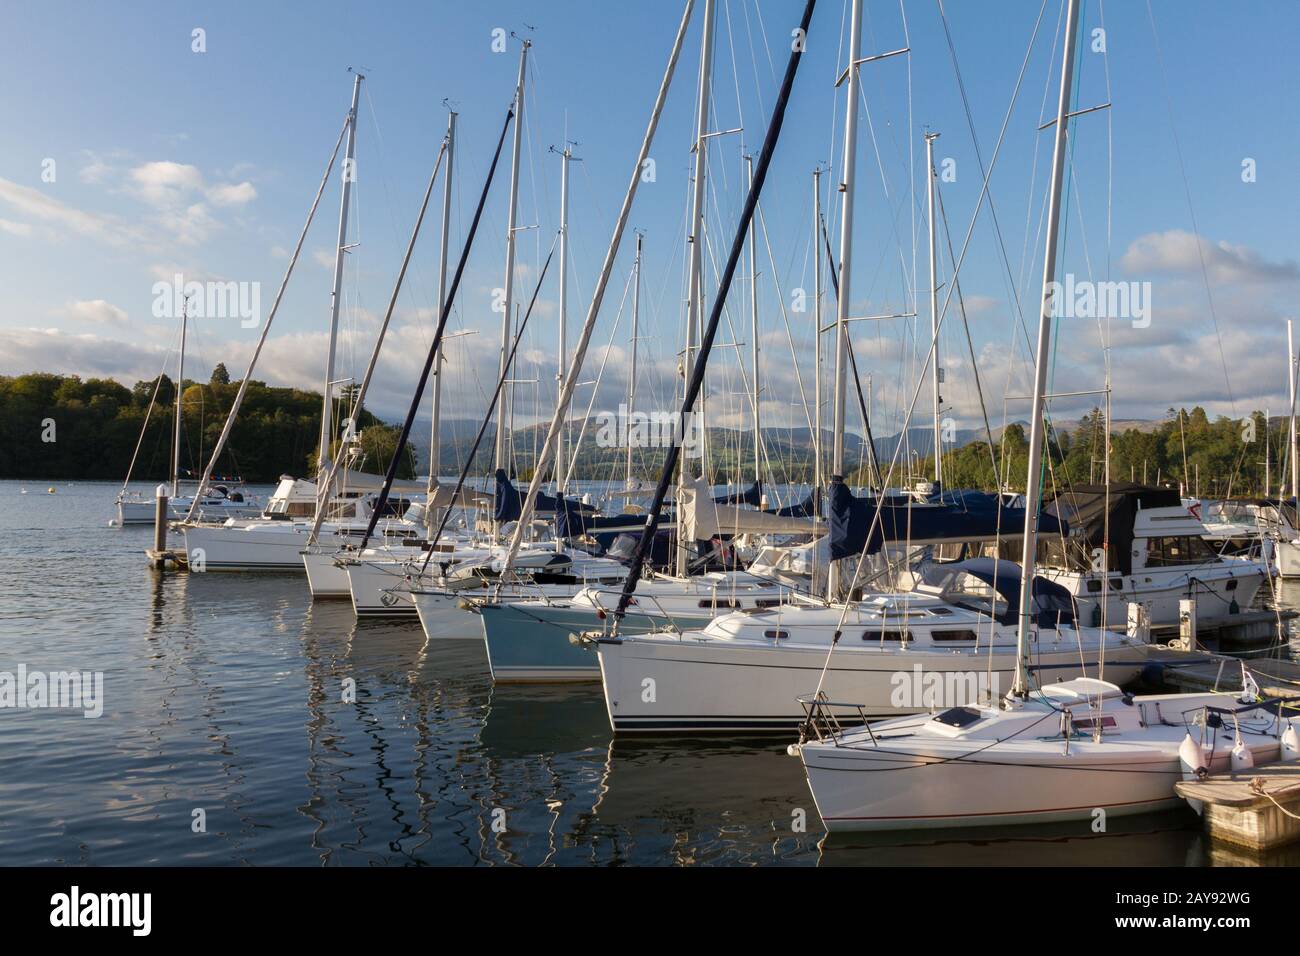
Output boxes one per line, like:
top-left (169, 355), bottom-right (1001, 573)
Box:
top-left (1159, 655), bottom-right (1300, 699)
top-left (1175, 760), bottom-right (1300, 851)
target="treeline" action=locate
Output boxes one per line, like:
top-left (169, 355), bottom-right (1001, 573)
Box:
top-left (0, 367), bottom-right (415, 482)
top-left (864, 407), bottom-right (1285, 498)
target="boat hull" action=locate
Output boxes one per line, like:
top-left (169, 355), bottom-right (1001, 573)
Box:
top-left (800, 733), bottom-right (1277, 832)
top-left (479, 602), bottom-right (692, 683)
top-left (596, 637), bottom-right (1149, 734)
top-left (411, 588), bottom-right (484, 640)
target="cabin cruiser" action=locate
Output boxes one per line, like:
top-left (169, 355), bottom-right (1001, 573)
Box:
top-left (593, 558), bottom-right (1156, 734)
top-left (1023, 484), bottom-right (1267, 627)
top-left (116, 482), bottom-right (261, 525)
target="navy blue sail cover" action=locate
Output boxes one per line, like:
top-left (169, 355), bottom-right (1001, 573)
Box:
top-left (828, 477), bottom-right (1067, 560)
top-left (937, 556), bottom-right (1076, 626)
top-left (765, 490), bottom-right (819, 518)
top-left (492, 469), bottom-right (595, 523)
top-left (713, 481), bottom-right (762, 506)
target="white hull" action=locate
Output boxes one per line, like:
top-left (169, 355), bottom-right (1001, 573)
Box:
top-left (411, 588), bottom-right (484, 640)
top-left (1276, 539), bottom-right (1300, 578)
top-left (597, 633), bottom-right (1150, 733)
top-left (798, 684), bottom-right (1287, 832)
top-left (183, 520), bottom-right (418, 572)
top-left (117, 497), bottom-right (260, 526)
top-left (1043, 562), bottom-right (1265, 626)
top-left (348, 559), bottom-right (420, 617)
top-left (301, 549), bottom-right (352, 597)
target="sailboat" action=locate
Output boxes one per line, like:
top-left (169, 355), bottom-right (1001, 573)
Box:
top-left (115, 301), bottom-right (261, 525)
top-left (594, 0), bottom-right (1156, 734)
top-left (181, 74), bottom-right (437, 571)
top-left (795, 0), bottom-right (1297, 832)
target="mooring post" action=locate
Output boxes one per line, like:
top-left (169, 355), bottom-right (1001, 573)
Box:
top-left (153, 483), bottom-right (169, 556)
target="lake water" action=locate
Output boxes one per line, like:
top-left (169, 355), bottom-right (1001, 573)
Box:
top-left (2, 479), bottom-right (1298, 866)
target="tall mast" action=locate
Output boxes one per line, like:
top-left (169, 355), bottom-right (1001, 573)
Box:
top-left (320, 72), bottom-right (363, 483)
top-left (171, 296), bottom-right (189, 498)
top-left (494, 40), bottom-right (530, 479)
top-left (925, 130), bottom-right (942, 485)
top-left (627, 231), bottom-right (643, 488)
top-left (812, 168), bottom-right (824, 500)
top-left (828, 0), bottom-right (863, 598)
top-left (429, 110), bottom-right (456, 519)
top-left (1013, 0), bottom-right (1080, 697)
top-left (555, 143), bottom-right (574, 494)
top-left (677, 0), bottom-right (717, 574)
top-left (747, 153), bottom-right (761, 488)
top-left (1289, 320), bottom-right (1298, 504)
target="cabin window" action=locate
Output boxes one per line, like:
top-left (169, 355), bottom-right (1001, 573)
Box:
top-left (931, 629), bottom-right (978, 642)
top-left (764, 629), bottom-right (790, 641)
top-left (755, 598), bottom-right (783, 609)
top-left (861, 629), bottom-right (906, 642)
top-left (1086, 579), bottom-right (1103, 593)
top-left (699, 599), bottom-right (740, 609)
top-left (1145, 535), bottom-right (1219, 567)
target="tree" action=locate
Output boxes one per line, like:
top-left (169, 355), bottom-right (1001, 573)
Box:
top-left (210, 363), bottom-right (231, 385)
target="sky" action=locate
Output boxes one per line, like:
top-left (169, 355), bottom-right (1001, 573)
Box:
top-left (3, 0), bottom-right (1299, 449)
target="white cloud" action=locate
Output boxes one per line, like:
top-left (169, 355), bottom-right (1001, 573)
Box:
top-left (63, 299), bottom-right (129, 326)
top-left (0, 176), bottom-right (134, 247)
top-left (129, 160), bottom-right (205, 206)
top-left (1121, 230), bottom-right (1300, 285)
top-left (0, 217), bottom-right (32, 237)
top-left (208, 181), bottom-right (257, 206)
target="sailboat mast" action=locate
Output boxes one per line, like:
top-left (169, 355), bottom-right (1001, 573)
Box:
top-left (1014, 0), bottom-right (1080, 697)
top-left (1289, 320), bottom-right (1297, 504)
top-left (172, 297), bottom-right (189, 498)
top-left (828, 0), bottom-right (863, 599)
top-left (320, 72), bottom-right (363, 483)
top-left (677, 0), bottom-right (716, 574)
top-left (429, 110), bottom-right (457, 520)
top-left (812, 168), bottom-right (823, 500)
top-left (747, 154), bottom-right (761, 489)
top-left (555, 144), bottom-right (573, 494)
top-left (925, 130), bottom-right (942, 485)
top-left (494, 41), bottom-right (530, 481)
top-left (627, 231), bottom-right (643, 488)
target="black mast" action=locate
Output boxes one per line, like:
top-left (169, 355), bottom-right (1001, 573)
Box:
top-left (614, 0), bottom-right (817, 620)
top-left (357, 106), bottom-right (515, 550)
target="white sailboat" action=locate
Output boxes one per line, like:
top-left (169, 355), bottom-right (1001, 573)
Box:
top-left (794, 0), bottom-right (1295, 833)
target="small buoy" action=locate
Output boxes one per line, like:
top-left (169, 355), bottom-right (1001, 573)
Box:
top-left (1231, 733), bottom-right (1255, 773)
top-left (20, 488), bottom-right (28, 495)
top-left (47, 487), bottom-right (56, 495)
top-left (1280, 721), bottom-right (1300, 763)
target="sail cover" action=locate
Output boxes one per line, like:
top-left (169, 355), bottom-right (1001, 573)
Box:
top-left (713, 480), bottom-right (762, 506)
top-left (828, 477), bottom-right (1067, 560)
top-left (683, 476), bottom-right (820, 541)
top-left (492, 469), bottom-right (595, 523)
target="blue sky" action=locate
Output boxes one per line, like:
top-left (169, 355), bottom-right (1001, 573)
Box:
top-left (3, 0), bottom-right (1298, 441)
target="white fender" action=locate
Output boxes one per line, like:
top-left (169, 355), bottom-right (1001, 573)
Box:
top-left (1230, 733), bottom-right (1255, 773)
top-left (1280, 721), bottom-right (1300, 763)
top-left (1178, 732), bottom-right (1208, 816)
